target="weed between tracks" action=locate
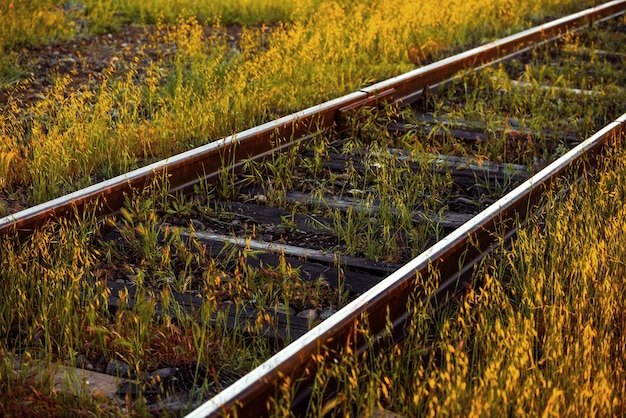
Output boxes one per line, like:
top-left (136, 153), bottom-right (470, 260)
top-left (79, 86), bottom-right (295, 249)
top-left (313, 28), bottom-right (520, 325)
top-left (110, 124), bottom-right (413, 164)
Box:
top-left (0, 169), bottom-right (356, 414)
top-left (263, 134), bottom-right (626, 417)
top-left (405, 27), bottom-right (626, 169)
top-left (0, 0), bottom-right (594, 207)
top-left (239, 111), bottom-right (453, 262)
top-left (1, 0), bottom-right (624, 416)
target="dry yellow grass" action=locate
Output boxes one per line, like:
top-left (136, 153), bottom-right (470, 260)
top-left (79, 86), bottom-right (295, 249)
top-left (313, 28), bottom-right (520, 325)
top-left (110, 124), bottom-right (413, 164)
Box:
top-left (0, 0), bottom-right (593, 205)
top-left (297, 136), bottom-right (626, 417)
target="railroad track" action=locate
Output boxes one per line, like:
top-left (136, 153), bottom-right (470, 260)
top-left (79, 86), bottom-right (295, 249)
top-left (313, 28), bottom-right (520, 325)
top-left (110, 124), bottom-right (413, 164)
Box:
top-left (2, 1), bottom-right (626, 416)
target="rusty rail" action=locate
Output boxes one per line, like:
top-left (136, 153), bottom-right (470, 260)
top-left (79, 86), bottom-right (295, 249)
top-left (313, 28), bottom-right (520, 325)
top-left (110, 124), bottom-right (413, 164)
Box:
top-left (1, 2), bottom-right (625, 416)
top-left (182, 2), bottom-right (626, 417)
top-left (185, 117), bottom-right (626, 417)
top-left (2, 1), bottom-right (625, 239)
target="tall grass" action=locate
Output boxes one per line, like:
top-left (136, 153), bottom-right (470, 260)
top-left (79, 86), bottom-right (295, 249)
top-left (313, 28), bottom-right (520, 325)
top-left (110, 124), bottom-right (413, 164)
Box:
top-left (0, 197), bottom-right (259, 414)
top-left (283, 134), bottom-right (626, 417)
top-left (0, 177), bottom-right (350, 414)
top-left (1, 1), bottom-right (623, 415)
top-left (404, 29), bottom-right (626, 167)
top-left (0, 1), bottom-right (74, 53)
top-left (1, 0), bottom-right (597, 205)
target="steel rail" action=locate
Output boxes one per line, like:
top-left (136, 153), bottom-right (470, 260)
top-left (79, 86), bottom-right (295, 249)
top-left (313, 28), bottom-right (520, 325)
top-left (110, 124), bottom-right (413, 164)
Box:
top-left (364, 0), bottom-right (626, 104)
top-left (0, 1), bottom-right (624, 415)
top-left (180, 3), bottom-right (626, 417)
top-left (185, 117), bottom-right (626, 418)
top-left (1, 1), bottom-right (624, 239)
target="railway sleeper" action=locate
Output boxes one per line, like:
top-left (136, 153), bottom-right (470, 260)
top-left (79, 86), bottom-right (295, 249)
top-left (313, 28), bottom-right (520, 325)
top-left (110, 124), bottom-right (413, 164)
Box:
top-left (388, 113), bottom-right (581, 144)
top-left (305, 148), bottom-right (529, 193)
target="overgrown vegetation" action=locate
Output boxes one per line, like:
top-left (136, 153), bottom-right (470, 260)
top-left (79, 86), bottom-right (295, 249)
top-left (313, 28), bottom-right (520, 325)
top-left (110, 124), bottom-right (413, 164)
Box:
top-left (0, 182), bottom-right (348, 415)
top-left (0, 0), bottom-right (595, 206)
top-left (403, 27), bottom-right (626, 168)
top-left (1, 1), bottom-right (624, 416)
top-left (268, 134), bottom-right (626, 417)
top-left (237, 111), bottom-right (453, 263)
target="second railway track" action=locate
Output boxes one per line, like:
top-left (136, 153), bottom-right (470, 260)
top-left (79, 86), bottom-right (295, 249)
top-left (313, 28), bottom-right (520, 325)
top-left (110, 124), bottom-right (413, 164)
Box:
top-left (2, 1), bottom-right (626, 416)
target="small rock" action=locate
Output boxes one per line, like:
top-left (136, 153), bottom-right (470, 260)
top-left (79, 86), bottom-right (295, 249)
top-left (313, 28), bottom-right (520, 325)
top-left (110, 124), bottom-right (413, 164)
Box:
top-left (106, 359), bottom-right (133, 377)
top-left (275, 227), bottom-right (287, 236)
top-left (261, 234), bottom-right (273, 242)
top-left (255, 194), bottom-right (267, 204)
top-left (230, 219), bottom-right (241, 227)
top-left (75, 355), bottom-right (94, 371)
top-left (151, 367), bottom-right (179, 381)
top-left (160, 276), bottom-right (175, 285)
top-left (191, 219), bottom-right (205, 230)
top-left (297, 309), bottom-right (318, 322)
top-left (319, 306), bottom-right (337, 320)
top-left (117, 381), bottom-right (141, 398)
top-left (148, 393), bottom-right (203, 415)
top-left (457, 197), bottom-right (475, 206)
top-left (137, 371), bottom-right (151, 381)
top-left (93, 356), bottom-right (107, 373)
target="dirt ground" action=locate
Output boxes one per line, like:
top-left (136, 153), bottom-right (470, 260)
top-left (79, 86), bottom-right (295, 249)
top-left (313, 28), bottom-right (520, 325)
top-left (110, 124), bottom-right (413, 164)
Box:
top-left (1, 24), bottom-right (245, 106)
